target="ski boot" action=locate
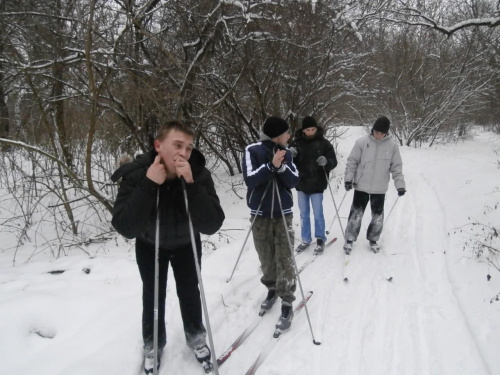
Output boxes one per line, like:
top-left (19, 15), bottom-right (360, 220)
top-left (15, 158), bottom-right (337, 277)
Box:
top-left (369, 241), bottom-right (380, 253)
top-left (144, 348), bottom-right (162, 374)
top-left (259, 289), bottom-right (278, 316)
top-left (343, 240), bottom-right (353, 255)
top-left (194, 344), bottom-right (212, 373)
top-left (274, 302), bottom-right (294, 337)
top-left (295, 242), bottom-right (311, 253)
top-left (314, 239), bottom-right (325, 255)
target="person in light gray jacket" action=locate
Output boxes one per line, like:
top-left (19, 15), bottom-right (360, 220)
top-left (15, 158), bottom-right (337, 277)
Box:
top-left (343, 116), bottom-right (406, 254)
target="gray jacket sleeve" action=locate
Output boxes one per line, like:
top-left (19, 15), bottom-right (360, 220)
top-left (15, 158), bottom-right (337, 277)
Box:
top-left (344, 139), bottom-right (361, 183)
top-left (390, 144), bottom-right (406, 190)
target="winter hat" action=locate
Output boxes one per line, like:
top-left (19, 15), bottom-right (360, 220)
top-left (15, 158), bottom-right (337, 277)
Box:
top-left (262, 116), bottom-right (289, 138)
top-left (372, 116), bottom-right (390, 134)
top-left (301, 116), bottom-right (318, 130)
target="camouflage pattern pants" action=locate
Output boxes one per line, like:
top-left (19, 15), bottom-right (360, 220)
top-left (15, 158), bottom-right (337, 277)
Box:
top-left (251, 214), bottom-right (296, 304)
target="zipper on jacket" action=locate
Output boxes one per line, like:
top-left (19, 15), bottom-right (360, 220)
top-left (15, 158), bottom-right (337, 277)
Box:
top-left (369, 139), bottom-right (379, 193)
top-left (271, 178), bottom-right (276, 219)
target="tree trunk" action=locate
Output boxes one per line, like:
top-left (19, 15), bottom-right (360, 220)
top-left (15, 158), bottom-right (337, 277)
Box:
top-left (0, 2), bottom-right (9, 147)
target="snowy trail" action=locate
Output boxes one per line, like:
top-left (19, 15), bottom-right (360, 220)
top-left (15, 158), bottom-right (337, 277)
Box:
top-left (374, 161), bottom-right (490, 374)
top-left (252, 145), bottom-right (493, 375)
top-left (1, 128), bottom-right (499, 375)
top-left (408, 171), bottom-right (491, 374)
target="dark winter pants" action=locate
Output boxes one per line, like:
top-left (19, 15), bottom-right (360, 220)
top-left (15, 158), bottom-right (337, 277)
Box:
top-left (135, 238), bottom-right (206, 352)
top-left (344, 190), bottom-right (385, 242)
top-left (251, 215), bottom-right (296, 304)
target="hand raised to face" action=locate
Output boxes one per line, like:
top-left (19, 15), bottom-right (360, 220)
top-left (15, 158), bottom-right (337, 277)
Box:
top-left (272, 149), bottom-right (287, 168)
top-left (146, 155), bottom-right (167, 185)
top-left (174, 155), bottom-right (193, 183)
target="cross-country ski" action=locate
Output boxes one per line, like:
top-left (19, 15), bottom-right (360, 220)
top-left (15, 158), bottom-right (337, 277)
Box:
top-left (244, 291), bottom-right (314, 375)
top-left (297, 237), bottom-right (337, 274)
top-left (215, 294), bottom-right (277, 367)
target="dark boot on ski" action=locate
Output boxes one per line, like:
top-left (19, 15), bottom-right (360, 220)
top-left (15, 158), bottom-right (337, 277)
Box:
top-left (369, 240), bottom-right (380, 253)
top-left (343, 240), bottom-right (353, 255)
top-left (194, 344), bottom-right (211, 363)
top-left (295, 242), bottom-right (310, 253)
top-left (194, 344), bottom-right (213, 373)
top-left (314, 239), bottom-right (325, 255)
top-left (144, 348), bottom-right (162, 374)
top-left (274, 302), bottom-right (294, 336)
top-left (259, 289), bottom-right (278, 315)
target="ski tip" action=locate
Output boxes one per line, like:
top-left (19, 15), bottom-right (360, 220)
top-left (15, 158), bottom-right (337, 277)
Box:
top-left (273, 329), bottom-right (282, 338)
top-left (326, 237), bottom-right (338, 246)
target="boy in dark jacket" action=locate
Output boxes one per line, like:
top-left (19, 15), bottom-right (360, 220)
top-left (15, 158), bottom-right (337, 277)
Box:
top-left (242, 116), bottom-right (299, 332)
top-left (290, 116), bottom-right (337, 254)
top-left (111, 120), bottom-right (225, 374)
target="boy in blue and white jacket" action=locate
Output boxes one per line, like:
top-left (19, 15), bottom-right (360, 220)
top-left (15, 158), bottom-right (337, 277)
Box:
top-left (242, 116), bottom-right (299, 332)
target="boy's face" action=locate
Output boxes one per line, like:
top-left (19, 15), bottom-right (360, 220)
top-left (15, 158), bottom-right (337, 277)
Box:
top-left (373, 130), bottom-right (386, 140)
top-left (302, 127), bottom-right (317, 137)
top-left (274, 131), bottom-right (291, 147)
top-left (154, 129), bottom-right (194, 175)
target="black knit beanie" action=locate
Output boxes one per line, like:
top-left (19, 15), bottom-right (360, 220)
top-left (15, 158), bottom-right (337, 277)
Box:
top-left (262, 116), bottom-right (289, 138)
top-left (301, 116), bottom-right (318, 130)
top-left (372, 116), bottom-right (390, 134)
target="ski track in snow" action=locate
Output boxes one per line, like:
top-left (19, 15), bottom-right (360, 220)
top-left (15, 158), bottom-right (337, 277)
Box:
top-left (261, 147), bottom-right (493, 375)
top-left (414, 172), bottom-right (491, 374)
top-left (373, 163), bottom-right (490, 375)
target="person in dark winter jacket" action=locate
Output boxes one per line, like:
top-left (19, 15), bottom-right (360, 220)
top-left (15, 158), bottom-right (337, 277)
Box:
top-left (343, 116), bottom-right (406, 254)
top-left (242, 116), bottom-right (299, 333)
top-left (111, 120), bottom-right (225, 374)
top-left (289, 116), bottom-right (338, 254)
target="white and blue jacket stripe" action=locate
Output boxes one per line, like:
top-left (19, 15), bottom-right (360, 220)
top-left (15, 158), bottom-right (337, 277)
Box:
top-left (243, 137), bottom-right (299, 218)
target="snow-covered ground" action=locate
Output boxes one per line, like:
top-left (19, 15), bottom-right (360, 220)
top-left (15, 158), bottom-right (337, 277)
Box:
top-left (1, 126), bottom-right (499, 375)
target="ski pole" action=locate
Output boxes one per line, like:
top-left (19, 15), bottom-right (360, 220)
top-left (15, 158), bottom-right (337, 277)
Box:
top-left (153, 190), bottom-right (160, 375)
top-left (181, 178), bottom-right (219, 375)
top-left (226, 179), bottom-right (272, 283)
top-left (274, 179), bottom-right (321, 346)
top-left (384, 195), bottom-right (400, 225)
top-left (324, 169), bottom-right (346, 242)
top-left (326, 190), bottom-right (347, 235)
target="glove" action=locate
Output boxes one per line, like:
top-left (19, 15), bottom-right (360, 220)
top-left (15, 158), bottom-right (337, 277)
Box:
top-left (345, 181), bottom-right (353, 191)
top-left (397, 188), bottom-right (406, 196)
top-left (316, 156), bottom-right (327, 166)
top-left (289, 147), bottom-right (298, 158)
